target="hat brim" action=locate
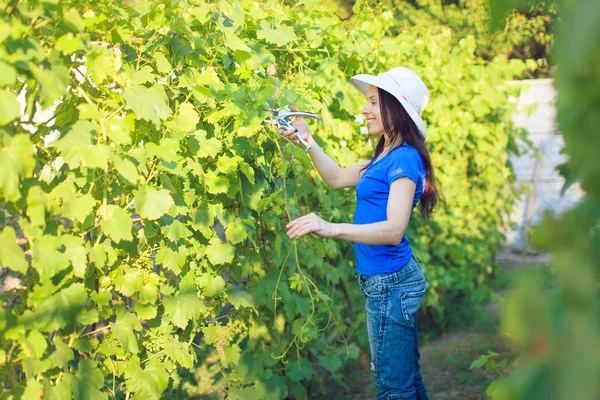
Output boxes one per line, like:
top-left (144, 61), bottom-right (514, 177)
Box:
top-left (350, 74), bottom-right (427, 139)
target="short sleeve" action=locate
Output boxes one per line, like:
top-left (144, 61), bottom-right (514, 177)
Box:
top-left (386, 150), bottom-right (422, 186)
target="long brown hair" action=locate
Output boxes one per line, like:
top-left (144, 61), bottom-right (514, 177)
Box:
top-left (360, 87), bottom-right (441, 219)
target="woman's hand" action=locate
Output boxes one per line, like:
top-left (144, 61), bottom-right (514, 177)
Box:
top-left (278, 106), bottom-right (313, 146)
top-left (286, 213), bottom-right (339, 239)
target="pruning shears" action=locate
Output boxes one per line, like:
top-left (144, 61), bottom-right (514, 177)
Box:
top-left (264, 109), bottom-right (321, 151)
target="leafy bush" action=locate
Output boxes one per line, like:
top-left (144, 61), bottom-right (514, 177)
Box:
top-left (482, 0), bottom-right (600, 399)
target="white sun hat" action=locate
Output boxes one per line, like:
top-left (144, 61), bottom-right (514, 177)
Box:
top-left (350, 66), bottom-right (430, 139)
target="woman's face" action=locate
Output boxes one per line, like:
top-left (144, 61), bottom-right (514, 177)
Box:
top-left (361, 85), bottom-right (385, 136)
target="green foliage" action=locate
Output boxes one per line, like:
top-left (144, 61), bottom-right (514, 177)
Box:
top-left (0, 0), bottom-right (529, 398)
top-left (484, 0), bottom-right (600, 399)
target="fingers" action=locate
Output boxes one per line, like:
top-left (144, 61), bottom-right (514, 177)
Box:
top-left (290, 105), bottom-right (298, 112)
top-left (286, 214), bottom-right (316, 238)
top-left (278, 128), bottom-right (300, 143)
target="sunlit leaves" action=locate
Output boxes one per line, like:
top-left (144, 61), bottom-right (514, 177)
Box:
top-left (100, 206), bottom-right (133, 243)
top-left (0, 89), bottom-right (20, 124)
top-left (0, 226), bottom-right (28, 274)
top-left (35, 283), bottom-right (87, 331)
top-left (134, 187), bottom-right (174, 220)
top-left (257, 21), bottom-right (296, 46)
top-left (163, 273), bottom-right (206, 329)
top-left (0, 134), bottom-right (35, 202)
top-left (71, 360), bottom-right (108, 400)
top-left (109, 306), bottom-right (142, 354)
top-left (123, 85), bottom-right (172, 126)
top-left (125, 358), bottom-right (169, 400)
top-left (205, 238), bottom-right (235, 265)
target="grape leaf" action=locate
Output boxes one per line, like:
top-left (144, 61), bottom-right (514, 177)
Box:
top-left (134, 187), bottom-right (174, 220)
top-left (163, 273), bottom-right (206, 329)
top-left (205, 238), bottom-right (235, 265)
top-left (0, 226), bottom-right (28, 274)
top-left (35, 283), bottom-right (87, 331)
top-left (109, 306), bottom-right (142, 354)
top-left (0, 134), bottom-right (35, 202)
top-left (100, 205), bottom-right (133, 243)
top-left (71, 360), bottom-right (108, 400)
top-left (0, 88), bottom-right (20, 124)
top-left (124, 84), bottom-right (172, 126)
top-left (125, 358), bottom-right (169, 400)
top-left (257, 21), bottom-right (296, 46)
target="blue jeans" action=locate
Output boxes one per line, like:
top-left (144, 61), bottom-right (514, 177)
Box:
top-left (356, 255), bottom-right (429, 399)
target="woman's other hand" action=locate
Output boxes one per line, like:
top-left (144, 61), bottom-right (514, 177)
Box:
top-left (278, 105), bottom-right (312, 146)
top-left (286, 213), bottom-right (338, 239)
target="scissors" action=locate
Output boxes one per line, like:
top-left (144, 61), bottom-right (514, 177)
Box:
top-left (264, 109), bottom-right (320, 151)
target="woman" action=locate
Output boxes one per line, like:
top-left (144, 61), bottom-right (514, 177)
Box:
top-left (280, 66), bottom-right (440, 399)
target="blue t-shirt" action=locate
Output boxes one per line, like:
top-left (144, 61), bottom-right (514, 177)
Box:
top-left (354, 143), bottom-right (425, 276)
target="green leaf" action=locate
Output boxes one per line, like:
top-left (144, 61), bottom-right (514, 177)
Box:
top-left (109, 306), bottom-right (142, 354)
top-left (205, 238), bottom-right (235, 265)
top-left (166, 102), bottom-right (199, 132)
top-left (227, 289), bottom-right (254, 310)
top-left (198, 273), bottom-right (225, 297)
top-left (125, 358), bottom-right (169, 400)
top-left (114, 269), bottom-right (143, 297)
top-left (204, 170), bottom-right (229, 194)
top-left (77, 103), bottom-right (102, 120)
top-left (146, 138), bottom-right (180, 162)
top-left (134, 302), bottom-right (157, 320)
top-left (85, 46), bottom-right (119, 85)
top-left (130, 65), bottom-right (156, 85)
top-left (49, 337), bottom-right (74, 369)
top-left (0, 89), bottom-right (20, 125)
top-left (21, 330), bottom-right (47, 358)
top-left (134, 187), bottom-right (174, 220)
top-left (0, 61), bottom-right (17, 87)
top-left (124, 84), bottom-right (172, 126)
top-left (32, 235), bottom-right (70, 282)
top-left (0, 134), bottom-right (35, 202)
top-left (164, 340), bottom-right (194, 368)
top-left (163, 273), bottom-right (206, 329)
top-left (163, 219), bottom-right (192, 242)
top-left (285, 358), bottom-right (312, 382)
top-left (196, 136), bottom-right (222, 158)
top-left (225, 218), bottom-right (248, 244)
top-left (62, 235), bottom-right (88, 278)
top-left (138, 283), bottom-right (158, 304)
top-left (153, 52), bottom-right (172, 74)
top-left (55, 33), bottom-right (83, 54)
top-left (191, 202), bottom-right (215, 239)
top-left (71, 360), bottom-right (108, 400)
top-left (112, 154), bottom-right (139, 184)
top-left (469, 355), bottom-right (489, 370)
top-left (77, 309), bottom-right (99, 325)
top-left (45, 378), bottom-right (73, 400)
top-left (22, 378), bottom-right (43, 400)
top-left (65, 7), bottom-right (85, 32)
top-left (35, 283), bottom-right (87, 331)
top-left (217, 155), bottom-right (241, 174)
top-left (257, 21), bottom-right (296, 46)
top-left (100, 205), bottom-right (133, 243)
top-left (105, 114), bottom-right (135, 145)
top-left (0, 226), bottom-right (28, 274)
top-left (64, 193), bottom-right (96, 223)
top-left (318, 355), bottom-right (342, 373)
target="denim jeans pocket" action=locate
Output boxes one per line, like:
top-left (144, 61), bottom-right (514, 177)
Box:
top-left (357, 275), bottom-right (386, 299)
top-left (400, 286), bottom-right (426, 326)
